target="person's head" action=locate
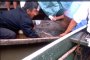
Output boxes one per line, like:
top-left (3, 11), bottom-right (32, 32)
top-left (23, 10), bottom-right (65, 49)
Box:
top-left (23, 2), bottom-right (40, 18)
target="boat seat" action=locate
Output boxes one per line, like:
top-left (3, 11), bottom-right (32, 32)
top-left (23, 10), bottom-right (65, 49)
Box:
top-left (70, 31), bottom-right (90, 46)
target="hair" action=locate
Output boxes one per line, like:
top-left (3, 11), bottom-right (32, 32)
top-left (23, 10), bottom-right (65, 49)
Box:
top-left (23, 2), bottom-right (39, 11)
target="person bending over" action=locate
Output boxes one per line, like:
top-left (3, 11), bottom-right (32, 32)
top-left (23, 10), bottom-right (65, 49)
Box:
top-left (0, 2), bottom-right (40, 39)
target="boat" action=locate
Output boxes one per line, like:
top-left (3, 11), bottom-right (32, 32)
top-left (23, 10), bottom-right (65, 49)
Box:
top-left (0, 4), bottom-right (63, 60)
top-left (0, 2), bottom-right (89, 60)
top-left (22, 25), bottom-right (89, 60)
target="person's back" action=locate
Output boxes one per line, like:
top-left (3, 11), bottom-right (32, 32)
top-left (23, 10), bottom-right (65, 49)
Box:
top-left (0, 7), bottom-right (33, 33)
top-left (0, 8), bottom-right (21, 32)
top-left (0, 2), bottom-right (39, 39)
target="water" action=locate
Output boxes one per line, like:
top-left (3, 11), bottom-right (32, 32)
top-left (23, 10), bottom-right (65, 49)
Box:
top-left (0, 43), bottom-right (49, 60)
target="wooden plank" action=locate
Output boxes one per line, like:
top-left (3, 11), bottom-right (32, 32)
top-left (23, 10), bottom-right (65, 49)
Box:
top-left (0, 37), bottom-right (59, 46)
top-left (70, 31), bottom-right (88, 46)
top-left (58, 45), bottom-right (77, 60)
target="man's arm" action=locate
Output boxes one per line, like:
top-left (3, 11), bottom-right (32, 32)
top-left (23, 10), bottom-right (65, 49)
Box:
top-left (59, 19), bottom-right (77, 37)
top-left (51, 15), bottom-right (64, 21)
top-left (20, 18), bottom-right (39, 38)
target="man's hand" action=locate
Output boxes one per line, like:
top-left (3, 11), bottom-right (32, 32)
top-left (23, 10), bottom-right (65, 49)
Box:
top-left (49, 15), bottom-right (56, 21)
top-left (52, 16), bottom-right (59, 21)
top-left (59, 19), bottom-right (77, 37)
top-left (50, 16), bottom-right (60, 21)
top-left (59, 32), bottom-right (67, 37)
top-left (49, 15), bottom-right (65, 21)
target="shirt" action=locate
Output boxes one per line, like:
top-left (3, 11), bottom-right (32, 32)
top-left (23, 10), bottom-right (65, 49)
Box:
top-left (38, 1), bottom-right (63, 16)
top-left (65, 2), bottom-right (87, 31)
top-left (73, 2), bottom-right (90, 33)
top-left (38, 1), bottom-right (72, 16)
top-left (0, 7), bottom-right (38, 38)
top-left (65, 2), bottom-right (81, 18)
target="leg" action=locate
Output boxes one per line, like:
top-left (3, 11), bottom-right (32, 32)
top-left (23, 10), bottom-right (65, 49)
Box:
top-left (13, 0), bottom-right (18, 9)
top-left (5, 0), bottom-right (10, 11)
top-left (0, 28), bottom-right (16, 39)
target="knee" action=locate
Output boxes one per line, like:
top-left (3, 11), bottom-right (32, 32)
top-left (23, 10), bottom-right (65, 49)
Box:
top-left (9, 31), bottom-right (16, 39)
top-left (0, 28), bottom-right (16, 39)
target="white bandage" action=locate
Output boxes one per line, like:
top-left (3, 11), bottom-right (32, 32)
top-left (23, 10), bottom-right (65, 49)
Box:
top-left (37, 6), bottom-right (40, 11)
top-left (49, 15), bottom-right (56, 20)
